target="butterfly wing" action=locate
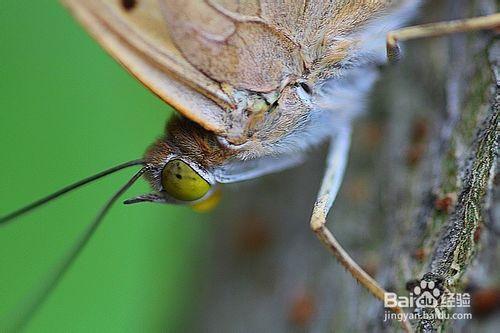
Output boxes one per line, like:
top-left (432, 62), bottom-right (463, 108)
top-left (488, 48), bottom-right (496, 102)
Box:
top-left (62, 0), bottom-right (231, 134)
top-left (158, 0), bottom-right (303, 93)
top-left (63, 0), bottom-right (415, 138)
top-left (157, 0), bottom-right (417, 90)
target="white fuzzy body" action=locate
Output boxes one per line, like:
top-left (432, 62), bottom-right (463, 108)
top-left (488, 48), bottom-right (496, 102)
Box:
top-left (284, 1), bottom-right (421, 153)
top-left (218, 2), bottom-right (421, 182)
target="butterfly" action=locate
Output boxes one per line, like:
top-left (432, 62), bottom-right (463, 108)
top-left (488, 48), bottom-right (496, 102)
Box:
top-left (1, 0), bottom-right (498, 331)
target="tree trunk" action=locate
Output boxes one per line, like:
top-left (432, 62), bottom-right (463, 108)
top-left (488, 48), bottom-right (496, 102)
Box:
top-left (193, 1), bottom-right (499, 332)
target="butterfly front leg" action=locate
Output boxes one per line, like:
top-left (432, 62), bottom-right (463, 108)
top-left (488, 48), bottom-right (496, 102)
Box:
top-left (309, 127), bottom-right (413, 332)
top-left (387, 13), bottom-right (500, 63)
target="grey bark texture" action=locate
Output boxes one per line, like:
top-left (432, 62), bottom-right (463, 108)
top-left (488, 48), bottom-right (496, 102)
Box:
top-left (193, 1), bottom-right (499, 332)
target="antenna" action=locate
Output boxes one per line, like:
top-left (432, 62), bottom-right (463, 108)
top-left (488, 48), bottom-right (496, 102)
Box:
top-left (0, 160), bottom-right (144, 224)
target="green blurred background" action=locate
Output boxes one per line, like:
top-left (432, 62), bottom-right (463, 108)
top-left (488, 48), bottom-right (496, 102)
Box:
top-left (0, 1), bottom-right (207, 331)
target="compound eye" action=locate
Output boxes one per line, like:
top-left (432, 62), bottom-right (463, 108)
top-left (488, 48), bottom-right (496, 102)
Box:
top-left (161, 159), bottom-right (210, 201)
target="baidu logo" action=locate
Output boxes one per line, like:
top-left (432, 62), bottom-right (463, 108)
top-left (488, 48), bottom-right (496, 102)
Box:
top-left (413, 279), bottom-right (442, 308)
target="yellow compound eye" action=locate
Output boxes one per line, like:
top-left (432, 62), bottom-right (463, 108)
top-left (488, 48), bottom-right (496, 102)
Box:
top-left (161, 159), bottom-right (210, 201)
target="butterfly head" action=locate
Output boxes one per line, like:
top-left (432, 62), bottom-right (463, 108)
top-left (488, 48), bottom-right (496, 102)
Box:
top-left (124, 115), bottom-right (234, 207)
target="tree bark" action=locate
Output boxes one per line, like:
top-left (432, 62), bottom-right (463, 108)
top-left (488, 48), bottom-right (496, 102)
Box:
top-left (193, 1), bottom-right (499, 332)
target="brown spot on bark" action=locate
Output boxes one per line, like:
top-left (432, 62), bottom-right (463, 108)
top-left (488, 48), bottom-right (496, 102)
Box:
top-left (474, 223), bottom-right (482, 243)
top-left (406, 118), bottom-right (429, 167)
top-left (235, 216), bottom-right (271, 255)
top-left (412, 248), bottom-right (428, 262)
top-left (406, 144), bottom-right (425, 167)
top-left (410, 118), bottom-right (429, 144)
top-left (289, 293), bottom-right (315, 327)
top-left (359, 121), bottom-right (384, 150)
top-left (472, 288), bottom-right (500, 317)
top-left (434, 193), bottom-right (456, 213)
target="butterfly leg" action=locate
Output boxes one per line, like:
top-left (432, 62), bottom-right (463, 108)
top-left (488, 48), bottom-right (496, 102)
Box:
top-left (310, 127), bottom-right (412, 332)
top-left (387, 13), bottom-right (500, 63)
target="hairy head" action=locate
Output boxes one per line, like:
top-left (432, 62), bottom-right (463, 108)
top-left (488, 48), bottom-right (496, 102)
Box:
top-left (136, 116), bottom-right (236, 203)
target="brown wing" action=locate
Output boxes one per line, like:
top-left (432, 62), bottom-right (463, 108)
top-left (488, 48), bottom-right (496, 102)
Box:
top-left (159, 0), bottom-right (303, 92)
top-left (160, 0), bottom-right (408, 84)
top-left (62, 0), bottom-right (231, 134)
